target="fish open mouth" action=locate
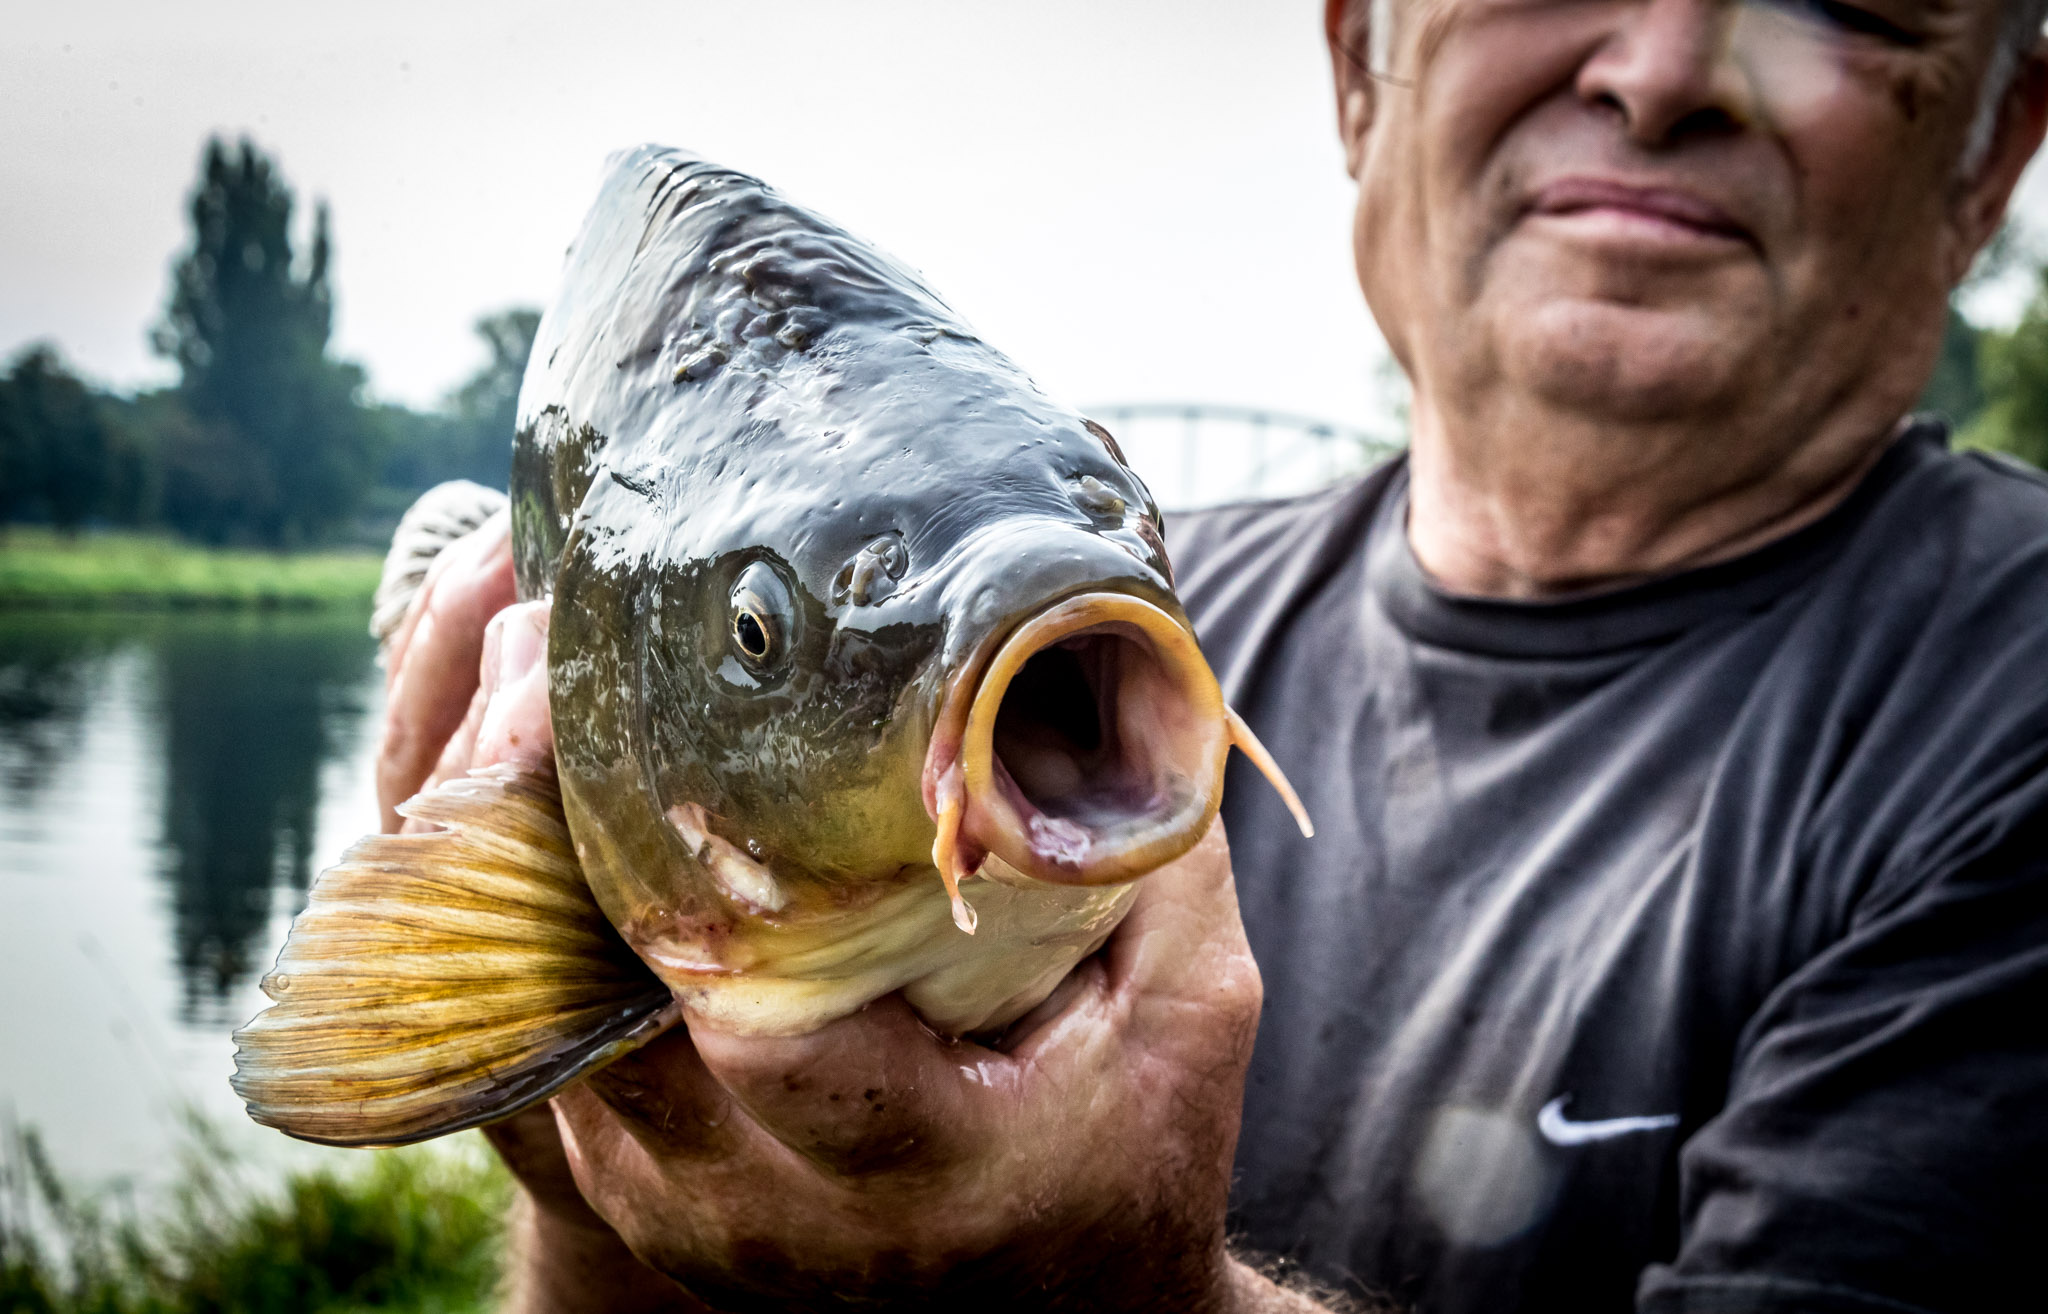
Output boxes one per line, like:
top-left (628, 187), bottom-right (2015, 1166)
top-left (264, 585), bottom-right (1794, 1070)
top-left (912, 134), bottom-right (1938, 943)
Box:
top-left (926, 592), bottom-right (1310, 932)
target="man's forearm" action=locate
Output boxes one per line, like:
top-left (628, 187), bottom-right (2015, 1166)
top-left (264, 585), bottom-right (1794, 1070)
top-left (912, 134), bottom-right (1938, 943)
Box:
top-left (503, 1220), bottom-right (1359, 1314)
top-left (1224, 1259), bottom-right (1334, 1313)
top-left (500, 1192), bottom-right (709, 1314)
top-left (1224, 1255), bottom-right (1394, 1314)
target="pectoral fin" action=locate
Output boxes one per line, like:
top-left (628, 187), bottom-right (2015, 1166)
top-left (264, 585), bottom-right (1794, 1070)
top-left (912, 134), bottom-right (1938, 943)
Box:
top-left (231, 767), bottom-right (678, 1148)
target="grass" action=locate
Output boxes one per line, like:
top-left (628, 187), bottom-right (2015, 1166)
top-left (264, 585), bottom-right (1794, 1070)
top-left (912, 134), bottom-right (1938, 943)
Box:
top-left (1, 1119), bottom-right (512, 1314)
top-left (0, 530), bottom-right (380, 611)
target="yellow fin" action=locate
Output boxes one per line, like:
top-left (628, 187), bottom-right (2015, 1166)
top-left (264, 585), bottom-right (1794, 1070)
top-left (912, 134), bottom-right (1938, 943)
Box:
top-left (231, 767), bottom-right (677, 1148)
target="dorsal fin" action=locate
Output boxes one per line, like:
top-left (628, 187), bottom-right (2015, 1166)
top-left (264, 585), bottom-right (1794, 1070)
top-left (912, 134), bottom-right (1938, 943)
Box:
top-left (231, 767), bottom-right (678, 1148)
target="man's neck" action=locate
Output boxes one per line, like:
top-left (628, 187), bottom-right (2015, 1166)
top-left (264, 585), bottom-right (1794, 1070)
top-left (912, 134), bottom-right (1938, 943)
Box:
top-left (1401, 391), bottom-right (1904, 601)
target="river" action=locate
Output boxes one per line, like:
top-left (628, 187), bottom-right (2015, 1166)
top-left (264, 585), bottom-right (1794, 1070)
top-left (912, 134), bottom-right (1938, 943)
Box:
top-left (0, 608), bottom-right (384, 1188)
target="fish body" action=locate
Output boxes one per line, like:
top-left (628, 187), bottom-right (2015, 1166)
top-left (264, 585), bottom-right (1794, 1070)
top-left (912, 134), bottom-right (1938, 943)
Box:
top-left (232, 147), bottom-right (1307, 1147)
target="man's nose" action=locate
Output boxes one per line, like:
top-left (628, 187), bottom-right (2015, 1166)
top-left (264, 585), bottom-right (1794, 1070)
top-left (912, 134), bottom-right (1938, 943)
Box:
top-left (1575, 0), bottom-right (1753, 146)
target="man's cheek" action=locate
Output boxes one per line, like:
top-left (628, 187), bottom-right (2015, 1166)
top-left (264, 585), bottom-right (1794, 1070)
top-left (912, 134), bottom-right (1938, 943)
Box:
top-left (1414, 4), bottom-right (1621, 139)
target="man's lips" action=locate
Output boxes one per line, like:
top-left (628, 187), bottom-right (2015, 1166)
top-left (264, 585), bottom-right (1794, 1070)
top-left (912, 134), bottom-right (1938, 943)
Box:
top-left (1524, 177), bottom-right (1751, 245)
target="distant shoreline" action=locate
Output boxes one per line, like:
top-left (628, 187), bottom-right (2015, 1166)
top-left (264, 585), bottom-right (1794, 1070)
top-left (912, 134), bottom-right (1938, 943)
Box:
top-left (0, 529), bottom-right (379, 611)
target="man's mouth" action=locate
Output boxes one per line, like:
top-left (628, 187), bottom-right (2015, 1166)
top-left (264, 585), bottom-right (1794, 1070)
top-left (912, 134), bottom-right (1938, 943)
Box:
top-left (1524, 177), bottom-right (1751, 247)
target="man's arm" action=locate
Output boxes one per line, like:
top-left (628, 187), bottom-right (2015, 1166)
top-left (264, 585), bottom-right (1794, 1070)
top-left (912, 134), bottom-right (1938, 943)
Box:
top-left (492, 1123), bottom-right (1349, 1314)
top-left (493, 1106), bottom-right (707, 1314)
top-left (1225, 1258), bottom-right (1380, 1313)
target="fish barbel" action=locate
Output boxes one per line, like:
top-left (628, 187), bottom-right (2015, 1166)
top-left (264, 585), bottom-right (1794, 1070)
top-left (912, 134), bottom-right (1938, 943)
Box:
top-left (231, 147), bottom-right (1309, 1148)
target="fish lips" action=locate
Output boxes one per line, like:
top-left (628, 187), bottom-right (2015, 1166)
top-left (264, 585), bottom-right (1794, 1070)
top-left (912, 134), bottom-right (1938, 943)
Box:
top-left (921, 519), bottom-right (1226, 891)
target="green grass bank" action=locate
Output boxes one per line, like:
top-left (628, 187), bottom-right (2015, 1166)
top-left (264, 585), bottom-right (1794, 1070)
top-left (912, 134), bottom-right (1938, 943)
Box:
top-left (0, 531), bottom-right (380, 610)
top-left (2, 1122), bottom-right (511, 1314)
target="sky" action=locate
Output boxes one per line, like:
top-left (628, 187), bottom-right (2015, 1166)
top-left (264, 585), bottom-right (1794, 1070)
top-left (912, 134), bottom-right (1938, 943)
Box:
top-left (12, 2), bottom-right (2048, 439)
top-left (1, 0), bottom-right (1391, 431)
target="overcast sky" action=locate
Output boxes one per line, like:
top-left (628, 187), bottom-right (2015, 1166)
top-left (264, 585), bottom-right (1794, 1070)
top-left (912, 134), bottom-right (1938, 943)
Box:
top-left (2, 0), bottom-right (1396, 430)
top-left (10, 2), bottom-right (2048, 432)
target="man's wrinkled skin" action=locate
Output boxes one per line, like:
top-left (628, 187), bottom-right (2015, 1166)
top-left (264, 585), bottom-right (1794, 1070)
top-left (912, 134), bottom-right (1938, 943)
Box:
top-left (376, 0), bottom-right (2048, 1309)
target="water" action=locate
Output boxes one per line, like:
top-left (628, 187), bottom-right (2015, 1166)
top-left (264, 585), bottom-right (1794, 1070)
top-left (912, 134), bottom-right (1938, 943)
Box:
top-left (0, 609), bottom-right (383, 1187)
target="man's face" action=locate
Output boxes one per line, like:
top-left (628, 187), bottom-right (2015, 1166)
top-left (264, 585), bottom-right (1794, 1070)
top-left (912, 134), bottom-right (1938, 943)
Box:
top-left (1348, 0), bottom-right (2016, 430)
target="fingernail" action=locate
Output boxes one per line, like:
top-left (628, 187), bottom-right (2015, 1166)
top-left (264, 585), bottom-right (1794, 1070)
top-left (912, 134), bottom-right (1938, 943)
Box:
top-left (498, 609), bottom-right (545, 687)
top-left (476, 615), bottom-right (504, 696)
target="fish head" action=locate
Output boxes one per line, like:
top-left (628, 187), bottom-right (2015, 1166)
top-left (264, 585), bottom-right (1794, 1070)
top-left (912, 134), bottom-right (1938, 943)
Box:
top-left (633, 417), bottom-right (1193, 900)
top-left (545, 394), bottom-right (1233, 956)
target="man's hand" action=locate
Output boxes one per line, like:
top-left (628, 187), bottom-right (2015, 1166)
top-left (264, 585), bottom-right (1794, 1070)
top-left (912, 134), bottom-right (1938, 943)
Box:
top-left (375, 508), bottom-right (516, 833)
top-left (549, 817), bottom-right (1263, 1313)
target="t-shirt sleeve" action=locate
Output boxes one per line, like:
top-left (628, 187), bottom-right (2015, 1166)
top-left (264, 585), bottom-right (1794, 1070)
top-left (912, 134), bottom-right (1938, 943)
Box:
top-left (1638, 775), bottom-right (2048, 1314)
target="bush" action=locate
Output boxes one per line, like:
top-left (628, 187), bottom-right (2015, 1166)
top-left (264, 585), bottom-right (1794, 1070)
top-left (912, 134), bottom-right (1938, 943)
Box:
top-left (0, 1118), bottom-right (511, 1314)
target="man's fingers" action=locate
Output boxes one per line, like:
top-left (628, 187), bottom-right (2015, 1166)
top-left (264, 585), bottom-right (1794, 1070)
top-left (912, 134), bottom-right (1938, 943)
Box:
top-left (548, 1082), bottom-right (679, 1235)
top-left (473, 602), bottom-right (555, 771)
top-left (481, 1102), bottom-right (624, 1234)
top-left (1103, 819), bottom-right (1247, 989)
top-left (561, 825), bottom-right (1245, 1225)
top-left (1097, 820), bottom-right (1262, 1062)
top-left (570, 1026), bottom-right (740, 1159)
top-left (405, 603), bottom-right (554, 828)
top-left (408, 681), bottom-right (490, 829)
top-left (564, 995), bottom-right (989, 1190)
top-left (376, 511), bottom-right (515, 830)
top-left (687, 995), bottom-right (981, 1175)
top-left (677, 829), bottom-right (1252, 1178)
top-left (385, 508), bottom-right (512, 673)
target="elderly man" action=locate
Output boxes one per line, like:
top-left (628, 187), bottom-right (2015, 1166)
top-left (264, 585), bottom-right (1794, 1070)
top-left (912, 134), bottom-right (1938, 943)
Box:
top-left (377, 1), bottom-right (2048, 1310)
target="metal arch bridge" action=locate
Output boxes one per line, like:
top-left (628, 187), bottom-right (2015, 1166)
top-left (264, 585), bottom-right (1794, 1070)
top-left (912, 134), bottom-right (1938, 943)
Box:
top-left (1084, 401), bottom-right (1406, 512)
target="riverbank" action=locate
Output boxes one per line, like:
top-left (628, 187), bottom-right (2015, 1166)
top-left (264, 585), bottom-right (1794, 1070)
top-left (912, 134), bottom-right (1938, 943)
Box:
top-left (0, 531), bottom-right (380, 610)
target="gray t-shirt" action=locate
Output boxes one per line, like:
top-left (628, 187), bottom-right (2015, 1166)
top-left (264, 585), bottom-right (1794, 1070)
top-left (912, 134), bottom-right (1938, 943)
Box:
top-left (1171, 423), bottom-right (2048, 1314)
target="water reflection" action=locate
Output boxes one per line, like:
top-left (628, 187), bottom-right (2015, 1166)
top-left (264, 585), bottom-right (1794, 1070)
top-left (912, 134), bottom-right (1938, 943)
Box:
top-left (0, 617), bottom-right (116, 804)
top-left (0, 611), bottom-right (377, 1017)
top-left (151, 616), bottom-right (377, 1019)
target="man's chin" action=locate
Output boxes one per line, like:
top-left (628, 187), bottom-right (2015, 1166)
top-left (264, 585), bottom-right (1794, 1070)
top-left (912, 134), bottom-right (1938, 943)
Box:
top-left (1494, 299), bottom-right (1758, 422)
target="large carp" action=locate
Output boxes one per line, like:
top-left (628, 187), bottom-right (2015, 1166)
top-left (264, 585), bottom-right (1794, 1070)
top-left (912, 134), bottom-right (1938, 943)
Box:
top-left (231, 146), bottom-right (1308, 1148)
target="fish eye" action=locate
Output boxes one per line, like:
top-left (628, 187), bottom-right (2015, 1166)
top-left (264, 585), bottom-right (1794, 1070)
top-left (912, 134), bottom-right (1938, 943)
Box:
top-left (735, 610), bottom-right (770, 658)
top-left (729, 562), bottom-right (794, 670)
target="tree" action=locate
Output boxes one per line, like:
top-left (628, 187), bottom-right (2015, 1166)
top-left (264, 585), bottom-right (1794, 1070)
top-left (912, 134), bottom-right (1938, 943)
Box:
top-left (1919, 306), bottom-right (1985, 432)
top-left (1962, 266), bottom-right (2048, 470)
top-left (377, 308), bottom-right (539, 497)
top-left (0, 345), bottom-right (113, 532)
top-left (0, 359), bottom-right (28, 525)
top-left (445, 307), bottom-right (540, 489)
top-left (152, 137), bottom-right (381, 544)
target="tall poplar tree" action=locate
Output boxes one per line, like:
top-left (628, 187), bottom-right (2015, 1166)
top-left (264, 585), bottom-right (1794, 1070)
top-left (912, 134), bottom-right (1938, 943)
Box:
top-left (153, 138), bottom-right (379, 544)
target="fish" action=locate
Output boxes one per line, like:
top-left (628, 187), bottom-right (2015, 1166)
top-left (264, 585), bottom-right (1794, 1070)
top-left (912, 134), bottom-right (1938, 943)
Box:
top-left (230, 146), bottom-right (1311, 1148)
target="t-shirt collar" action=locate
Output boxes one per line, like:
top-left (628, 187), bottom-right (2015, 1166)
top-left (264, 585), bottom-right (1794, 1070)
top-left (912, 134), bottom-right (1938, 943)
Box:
top-left (1369, 419), bottom-right (1943, 659)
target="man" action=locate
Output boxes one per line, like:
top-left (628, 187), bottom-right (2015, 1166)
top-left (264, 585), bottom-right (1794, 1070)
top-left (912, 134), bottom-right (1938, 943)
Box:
top-left (376, 1), bottom-right (2048, 1309)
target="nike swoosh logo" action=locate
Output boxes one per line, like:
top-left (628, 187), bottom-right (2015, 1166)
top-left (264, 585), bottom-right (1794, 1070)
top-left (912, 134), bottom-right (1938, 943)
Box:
top-left (1537, 1095), bottom-right (1679, 1147)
